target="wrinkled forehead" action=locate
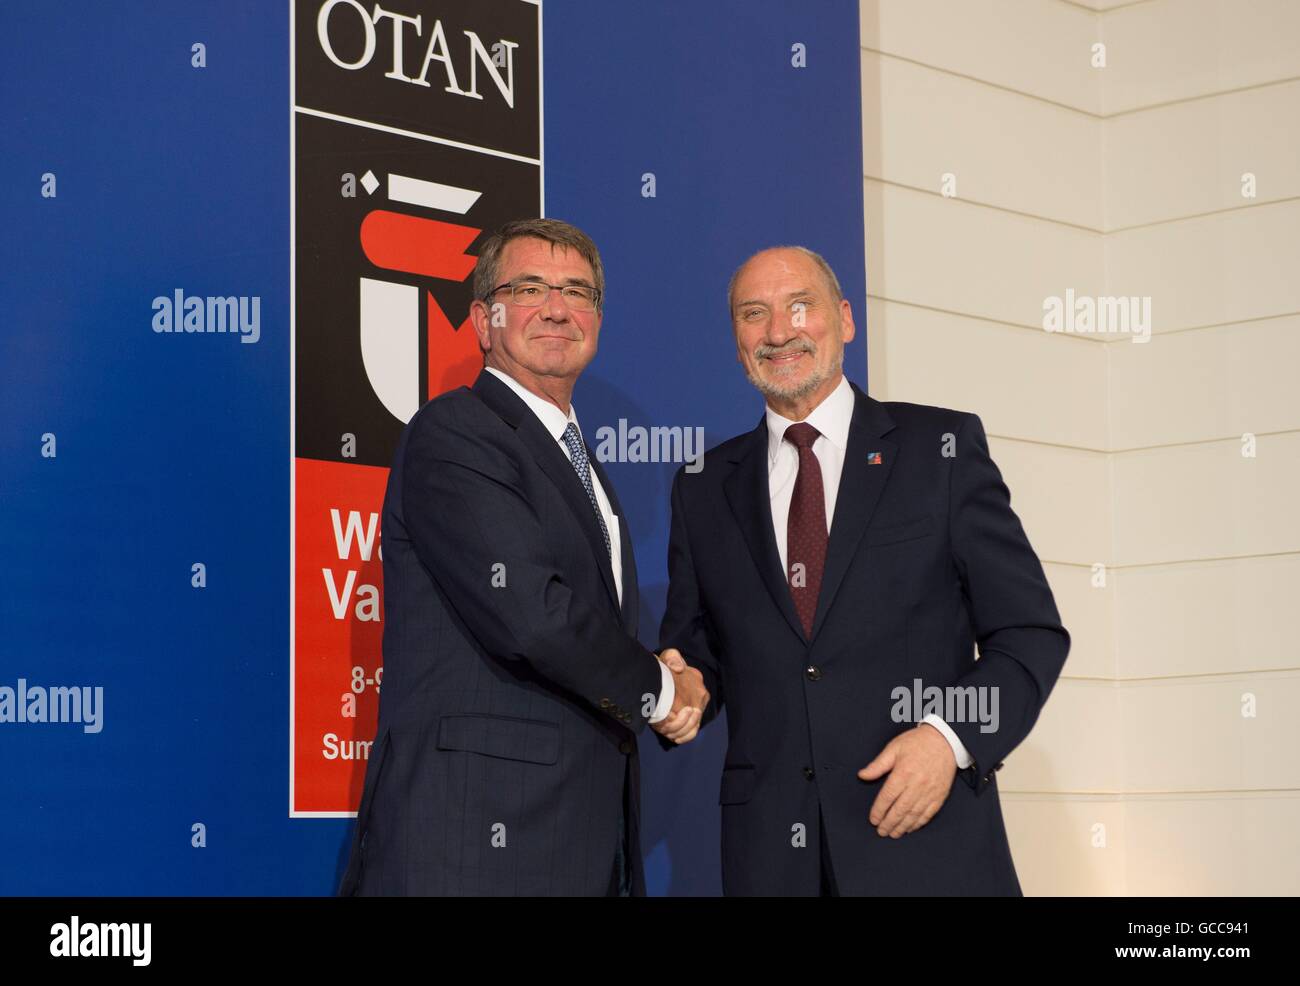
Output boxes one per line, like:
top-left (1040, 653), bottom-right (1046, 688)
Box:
top-left (733, 250), bottom-right (823, 305)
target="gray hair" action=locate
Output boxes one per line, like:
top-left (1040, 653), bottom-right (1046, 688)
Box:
top-left (472, 217), bottom-right (605, 312)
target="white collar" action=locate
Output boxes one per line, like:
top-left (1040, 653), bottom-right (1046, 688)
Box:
top-left (485, 366), bottom-right (581, 443)
top-left (764, 374), bottom-right (854, 463)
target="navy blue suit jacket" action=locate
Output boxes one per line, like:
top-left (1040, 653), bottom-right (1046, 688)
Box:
top-left (660, 382), bottom-right (1069, 895)
top-left (339, 369), bottom-right (662, 896)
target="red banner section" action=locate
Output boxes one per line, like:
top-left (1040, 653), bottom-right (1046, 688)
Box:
top-left (293, 457), bottom-right (388, 813)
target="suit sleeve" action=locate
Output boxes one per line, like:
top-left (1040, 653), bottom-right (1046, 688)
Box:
top-left (400, 402), bottom-right (662, 733)
top-left (945, 413), bottom-right (1070, 792)
top-left (657, 465), bottom-right (724, 749)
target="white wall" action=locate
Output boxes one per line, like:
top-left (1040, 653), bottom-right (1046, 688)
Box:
top-left (860, 0), bottom-right (1300, 895)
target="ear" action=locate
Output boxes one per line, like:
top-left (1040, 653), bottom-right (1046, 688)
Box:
top-left (469, 298), bottom-right (494, 353)
top-left (838, 298), bottom-right (856, 344)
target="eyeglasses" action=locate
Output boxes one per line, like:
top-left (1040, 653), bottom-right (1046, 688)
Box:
top-left (488, 280), bottom-right (601, 312)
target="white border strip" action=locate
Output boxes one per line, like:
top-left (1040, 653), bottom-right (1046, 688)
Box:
top-left (288, 0), bottom-right (298, 820)
top-left (537, 0), bottom-right (545, 216)
top-left (294, 106), bottom-right (542, 166)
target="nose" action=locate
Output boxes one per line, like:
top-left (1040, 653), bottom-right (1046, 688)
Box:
top-left (541, 285), bottom-right (570, 321)
top-left (766, 311), bottom-right (796, 346)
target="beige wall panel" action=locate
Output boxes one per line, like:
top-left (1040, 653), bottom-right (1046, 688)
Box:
top-left (1000, 679), bottom-right (1122, 795)
top-left (1104, 81), bottom-right (1300, 229)
top-left (1123, 795), bottom-right (1300, 895)
top-left (865, 179), bottom-right (1106, 332)
top-left (1108, 315), bottom-right (1300, 450)
top-left (987, 438), bottom-right (1111, 566)
top-left (1101, 0), bottom-right (1300, 114)
top-left (1104, 200), bottom-right (1300, 336)
top-left (1002, 796), bottom-right (1127, 896)
top-left (867, 299), bottom-right (1110, 448)
top-left (1113, 554), bottom-right (1300, 680)
top-left (861, 50), bottom-right (1103, 228)
top-left (1119, 673), bottom-right (1300, 791)
top-left (1111, 432), bottom-right (1300, 566)
top-left (860, 0), bottom-right (1102, 113)
top-left (1048, 561), bottom-right (1115, 682)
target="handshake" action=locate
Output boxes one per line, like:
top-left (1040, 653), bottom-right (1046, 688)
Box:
top-left (652, 648), bottom-right (710, 744)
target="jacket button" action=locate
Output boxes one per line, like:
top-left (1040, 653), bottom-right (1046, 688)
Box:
top-left (618, 740), bottom-right (632, 755)
top-left (805, 665), bottom-right (822, 681)
top-left (803, 766), bottom-right (815, 780)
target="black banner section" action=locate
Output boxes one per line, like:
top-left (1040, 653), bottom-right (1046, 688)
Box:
top-left (294, 111), bottom-right (539, 467)
top-left (296, 0), bottom-right (540, 159)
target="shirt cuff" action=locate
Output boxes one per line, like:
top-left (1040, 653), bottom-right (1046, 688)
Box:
top-left (920, 714), bottom-right (973, 769)
top-left (648, 660), bottom-right (675, 724)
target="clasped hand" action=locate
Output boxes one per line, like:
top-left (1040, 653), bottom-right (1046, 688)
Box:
top-left (651, 648), bottom-right (708, 744)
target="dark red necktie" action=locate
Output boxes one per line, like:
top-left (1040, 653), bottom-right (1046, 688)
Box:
top-left (784, 422), bottom-right (827, 638)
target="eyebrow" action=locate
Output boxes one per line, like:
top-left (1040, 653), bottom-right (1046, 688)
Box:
top-left (733, 289), bottom-right (816, 309)
top-left (510, 272), bottom-right (597, 289)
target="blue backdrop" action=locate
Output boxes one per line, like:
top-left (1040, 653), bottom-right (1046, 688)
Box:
top-left (0, 0), bottom-right (865, 894)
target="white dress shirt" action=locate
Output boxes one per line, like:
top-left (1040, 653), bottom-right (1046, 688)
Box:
top-left (763, 375), bottom-right (973, 769)
top-left (484, 367), bottom-right (674, 723)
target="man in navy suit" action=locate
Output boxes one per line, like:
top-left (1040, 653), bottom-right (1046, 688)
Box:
top-left (339, 219), bottom-right (708, 896)
top-left (659, 246), bottom-right (1069, 895)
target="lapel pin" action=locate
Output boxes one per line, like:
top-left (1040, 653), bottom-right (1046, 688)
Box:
top-left (867, 451), bottom-right (882, 465)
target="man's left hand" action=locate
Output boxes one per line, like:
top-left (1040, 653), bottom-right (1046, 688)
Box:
top-left (857, 724), bottom-right (958, 838)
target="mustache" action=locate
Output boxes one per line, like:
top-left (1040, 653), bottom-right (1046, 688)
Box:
top-left (754, 339), bottom-right (815, 359)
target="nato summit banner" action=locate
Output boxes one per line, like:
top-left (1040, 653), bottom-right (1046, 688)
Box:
top-left (290, 0), bottom-right (542, 817)
top-left (2, 0), bottom-right (867, 896)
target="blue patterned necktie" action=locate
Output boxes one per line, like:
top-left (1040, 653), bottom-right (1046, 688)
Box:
top-left (560, 422), bottom-right (612, 560)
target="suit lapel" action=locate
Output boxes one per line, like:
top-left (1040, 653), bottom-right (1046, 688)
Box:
top-left (588, 453), bottom-right (639, 634)
top-left (723, 420), bottom-right (806, 643)
top-left (809, 384), bottom-right (898, 640)
top-left (472, 371), bottom-right (621, 615)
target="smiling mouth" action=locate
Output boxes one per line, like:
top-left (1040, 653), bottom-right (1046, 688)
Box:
top-left (763, 351), bottom-right (807, 364)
